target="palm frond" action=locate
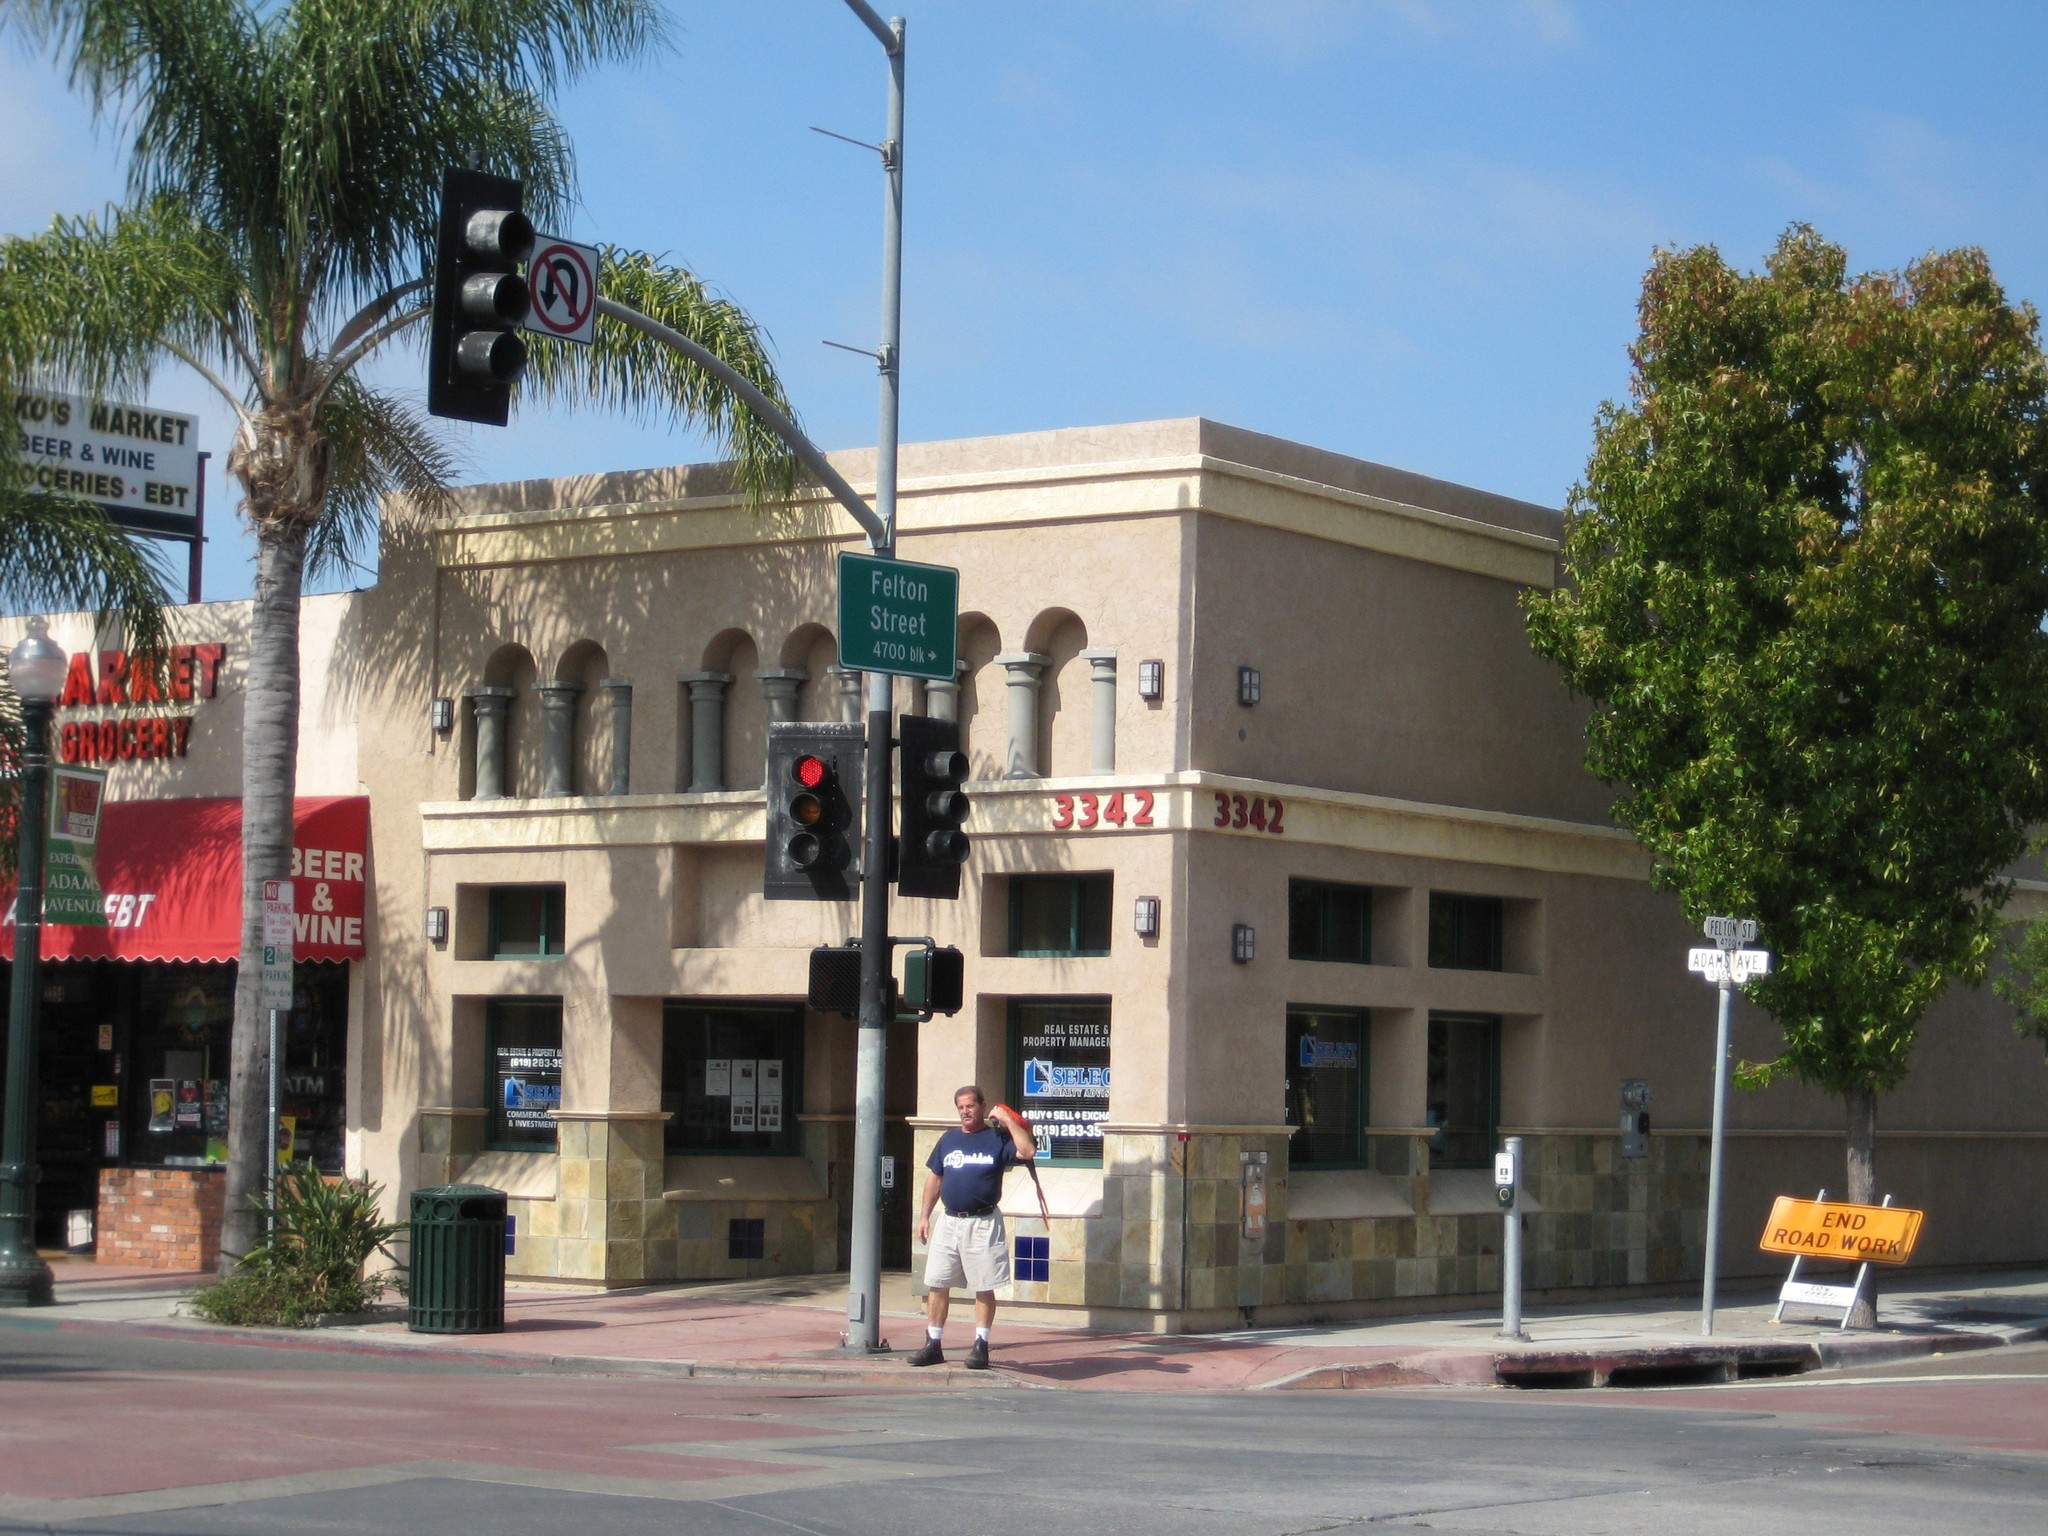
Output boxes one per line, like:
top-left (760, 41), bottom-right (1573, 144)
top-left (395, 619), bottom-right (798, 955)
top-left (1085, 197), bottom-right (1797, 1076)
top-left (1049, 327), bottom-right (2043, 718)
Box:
top-left (520, 248), bottom-right (802, 507)
top-left (0, 491), bottom-right (174, 654)
top-left (311, 376), bottom-right (458, 580)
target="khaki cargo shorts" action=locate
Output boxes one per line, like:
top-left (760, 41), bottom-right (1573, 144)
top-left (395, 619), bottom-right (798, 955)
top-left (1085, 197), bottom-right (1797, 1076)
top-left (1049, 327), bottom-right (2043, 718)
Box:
top-left (923, 1210), bottom-right (1011, 1292)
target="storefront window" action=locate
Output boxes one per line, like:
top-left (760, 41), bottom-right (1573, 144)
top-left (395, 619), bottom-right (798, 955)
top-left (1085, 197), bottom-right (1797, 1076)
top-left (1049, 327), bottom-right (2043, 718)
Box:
top-left (1288, 880), bottom-right (1372, 964)
top-left (1285, 1008), bottom-right (1367, 1166)
top-left (489, 885), bottom-right (565, 959)
top-left (662, 1002), bottom-right (802, 1155)
top-left (486, 999), bottom-right (563, 1149)
top-left (1427, 1012), bottom-right (1500, 1168)
top-left (1008, 997), bottom-right (1110, 1164)
top-left (1009, 875), bottom-right (1112, 956)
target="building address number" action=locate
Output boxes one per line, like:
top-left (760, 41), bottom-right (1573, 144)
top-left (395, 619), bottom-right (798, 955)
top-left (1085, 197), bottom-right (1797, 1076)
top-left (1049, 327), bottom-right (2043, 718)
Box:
top-left (1214, 791), bottom-right (1285, 834)
top-left (1050, 790), bottom-right (1154, 830)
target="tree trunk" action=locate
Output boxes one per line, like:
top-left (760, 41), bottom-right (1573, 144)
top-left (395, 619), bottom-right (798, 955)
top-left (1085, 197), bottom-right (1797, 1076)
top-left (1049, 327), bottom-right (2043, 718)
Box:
top-left (219, 522), bottom-right (308, 1272)
top-left (1844, 1084), bottom-right (1878, 1328)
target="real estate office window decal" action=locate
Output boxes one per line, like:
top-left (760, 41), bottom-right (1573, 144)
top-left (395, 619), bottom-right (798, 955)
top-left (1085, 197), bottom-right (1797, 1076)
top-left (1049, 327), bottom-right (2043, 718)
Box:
top-left (487, 998), bottom-right (563, 1150)
top-left (1285, 1007), bottom-right (1368, 1167)
top-left (1009, 998), bottom-right (1110, 1164)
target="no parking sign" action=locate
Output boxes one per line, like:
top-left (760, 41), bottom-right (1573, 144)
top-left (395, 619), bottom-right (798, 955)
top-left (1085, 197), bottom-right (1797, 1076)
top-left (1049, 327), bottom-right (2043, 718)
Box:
top-left (523, 235), bottom-right (600, 346)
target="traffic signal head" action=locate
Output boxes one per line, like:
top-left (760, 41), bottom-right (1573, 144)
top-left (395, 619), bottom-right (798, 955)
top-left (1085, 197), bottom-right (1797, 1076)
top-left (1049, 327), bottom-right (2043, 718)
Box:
top-left (897, 713), bottom-right (970, 900)
top-left (765, 723), bottom-right (864, 900)
top-left (902, 945), bottom-right (966, 1016)
top-left (428, 168), bottom-right (535, 425)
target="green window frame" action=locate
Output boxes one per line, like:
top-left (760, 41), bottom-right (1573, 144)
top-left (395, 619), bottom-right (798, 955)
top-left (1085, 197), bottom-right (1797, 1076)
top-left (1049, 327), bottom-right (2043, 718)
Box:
top-left (661, 1001), bottom-right (805, 1156)
top-left (1426, 1012), bottom-right (1501, 1169)
top-left (1285, 1007), bottom-right (1369, 1167)
top-left (485, 998), bottom-right (563, 1151)
top-left (1007, 997), bottom-right (1111, 1166)
top-left (488, 884), bottom-right (566, 959)
top-left (1428, 892), bottom-right (1503, 971)
top-left (1288, 880), bottom-right (1372, 964)
top-left (1008, 874), bottom-right (1112, 957)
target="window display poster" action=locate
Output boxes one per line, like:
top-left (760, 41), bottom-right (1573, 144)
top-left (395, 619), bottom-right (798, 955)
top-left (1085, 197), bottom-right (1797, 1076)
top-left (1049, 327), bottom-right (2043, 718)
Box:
top-left (758, 1059), bottom-right (783, 1132)
top-left (174, 1079), bottom-right (203, 1130)
top-left (97, 1024), bottom-right (114, 1053)
top-left (494, 1038), bottom-right (563, 1138)
top-left (705, 1058), bottom-right (731, 1097)
top-left (104, 1120), bottom-right (121, 1158)
top-left (730, 1059), bottom-right (757, 1133)
top-left (1016, 1004), bottom-right (1111, 1160)
top-left (148, 1080), bottom-right (175, 1133)
top-left (203, 1080), bottom-right (228, 1135)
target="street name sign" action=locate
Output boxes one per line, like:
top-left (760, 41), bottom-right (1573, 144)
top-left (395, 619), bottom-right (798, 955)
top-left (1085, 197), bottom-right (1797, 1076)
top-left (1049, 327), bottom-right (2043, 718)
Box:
top-left (1687, 946), bottom-right (1770, 984)
top-left (1703, 915), bottom-right (1758, 949)
top-left (523, 235), bottom-right (600, 345)
top-left (1758, 1196), bottom-right (1923, 1265)
top-left (260, 878), bottom-right (295, 1012)
top-left (837, 551), bottom-right (959, 682)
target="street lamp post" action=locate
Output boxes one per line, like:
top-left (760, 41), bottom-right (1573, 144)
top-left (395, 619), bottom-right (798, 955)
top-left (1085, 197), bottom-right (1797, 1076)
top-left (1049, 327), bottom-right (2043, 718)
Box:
top-left (0, 616), bottom-right (69, 1308)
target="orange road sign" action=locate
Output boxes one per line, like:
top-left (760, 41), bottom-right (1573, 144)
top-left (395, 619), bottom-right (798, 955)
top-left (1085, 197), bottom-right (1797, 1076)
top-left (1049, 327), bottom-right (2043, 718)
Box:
top-left (1758, 1196), bottom-right (1924, 1265)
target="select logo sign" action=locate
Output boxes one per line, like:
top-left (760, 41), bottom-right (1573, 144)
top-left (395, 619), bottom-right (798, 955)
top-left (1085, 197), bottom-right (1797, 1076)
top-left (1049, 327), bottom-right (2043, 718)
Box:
top-left (1758, 1196), bottom-right (1924, 1265)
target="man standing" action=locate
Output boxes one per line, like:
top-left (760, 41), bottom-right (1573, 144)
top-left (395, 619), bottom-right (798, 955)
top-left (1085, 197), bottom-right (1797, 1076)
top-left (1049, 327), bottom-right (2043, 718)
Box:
top-left (908, 1085), bottom-right (1036, 1369)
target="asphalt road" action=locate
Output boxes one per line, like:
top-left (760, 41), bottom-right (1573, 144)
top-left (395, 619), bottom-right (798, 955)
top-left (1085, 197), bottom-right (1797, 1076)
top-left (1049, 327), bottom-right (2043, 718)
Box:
top-left (3, 1320), bottom-right (2045, 1536)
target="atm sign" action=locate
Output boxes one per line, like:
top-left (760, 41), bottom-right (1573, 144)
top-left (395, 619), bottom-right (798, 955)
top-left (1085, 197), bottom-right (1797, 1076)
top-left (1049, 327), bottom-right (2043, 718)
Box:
top-left (1758, 1197), bottom-right (1924, 1265)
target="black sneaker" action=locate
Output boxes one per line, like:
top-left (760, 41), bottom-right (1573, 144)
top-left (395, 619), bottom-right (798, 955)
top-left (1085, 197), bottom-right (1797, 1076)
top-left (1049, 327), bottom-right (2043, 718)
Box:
top-left (906, 1337), bottom-right (945, 1367)
top-left (965, 1338), bottom-right (990, 1371)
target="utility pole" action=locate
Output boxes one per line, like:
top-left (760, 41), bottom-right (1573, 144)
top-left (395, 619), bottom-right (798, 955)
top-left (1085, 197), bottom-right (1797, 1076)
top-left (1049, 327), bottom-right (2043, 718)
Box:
top-left (842, 0), bottom-right (906, 1355)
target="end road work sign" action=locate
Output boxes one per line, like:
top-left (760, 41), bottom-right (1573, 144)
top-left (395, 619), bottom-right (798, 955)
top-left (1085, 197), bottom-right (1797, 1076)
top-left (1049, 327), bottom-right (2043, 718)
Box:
top-left (1758, 1196), bottom-right (1924, 1265)
top-left (837, 551), bottom-right (958, 682)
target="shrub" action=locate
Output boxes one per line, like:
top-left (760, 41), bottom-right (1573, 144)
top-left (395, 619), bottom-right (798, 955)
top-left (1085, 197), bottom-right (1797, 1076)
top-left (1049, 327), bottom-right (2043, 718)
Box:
top-left (191, 1162), bottom-right (402, 1327)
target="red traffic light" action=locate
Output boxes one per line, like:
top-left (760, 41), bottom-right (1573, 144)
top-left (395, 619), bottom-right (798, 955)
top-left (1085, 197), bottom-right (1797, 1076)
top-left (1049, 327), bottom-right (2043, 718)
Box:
top-left (793, 754), bottom-right (830, 790)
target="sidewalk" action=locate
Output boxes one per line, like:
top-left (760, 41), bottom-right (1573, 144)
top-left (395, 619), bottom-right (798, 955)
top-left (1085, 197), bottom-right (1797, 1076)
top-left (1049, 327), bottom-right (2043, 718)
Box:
top-left (18, 1256), bottom-right (2048, 1393)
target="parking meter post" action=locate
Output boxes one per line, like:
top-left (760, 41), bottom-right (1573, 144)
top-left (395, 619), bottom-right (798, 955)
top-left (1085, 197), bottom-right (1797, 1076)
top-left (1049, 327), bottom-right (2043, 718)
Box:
top-left (1499, 1135), bottom-right (1527, 1341)
top-left (1701, 976), bottom-right (1735, 1336)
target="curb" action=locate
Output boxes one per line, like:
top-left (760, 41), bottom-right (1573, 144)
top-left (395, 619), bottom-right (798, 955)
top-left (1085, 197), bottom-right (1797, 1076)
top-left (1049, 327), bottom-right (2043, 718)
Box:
top-left (1266, 1326), bottom-right (2029, 1391)
top-left (0, 1312), bottom-right (1053, 1390)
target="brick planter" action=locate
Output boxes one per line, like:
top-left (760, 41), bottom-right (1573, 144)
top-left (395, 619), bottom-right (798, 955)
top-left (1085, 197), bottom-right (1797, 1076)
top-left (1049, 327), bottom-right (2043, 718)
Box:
top-left (96, 1167), bottom-right (226, 1270)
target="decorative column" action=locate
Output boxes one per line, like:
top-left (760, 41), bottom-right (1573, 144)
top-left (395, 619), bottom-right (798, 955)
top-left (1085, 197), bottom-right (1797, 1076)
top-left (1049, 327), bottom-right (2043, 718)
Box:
top-left (924, 661), bottom-right (965, 723)
top-left (464, 685), bottom-right (514, 799)
top-left (756, 667), bottom-right (808, 786)
top-left (829, 664), bottom-right (864, 724)
top-left (599, 678), bottom-right (633, 795)
top-left (997, 652), bottom-right (1049, 779)
top-left (1081, 648), bottom-right (1118, 773)
top-left (535, 681), bottom-right (582, 797)
top-left (680, 671), bottom-right (733, 793)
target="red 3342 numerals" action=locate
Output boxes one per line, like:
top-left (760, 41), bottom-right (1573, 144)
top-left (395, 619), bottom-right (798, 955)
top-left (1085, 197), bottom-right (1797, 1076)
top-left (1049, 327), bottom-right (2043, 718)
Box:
top-left (1213, 791), bottom-right (1285, 835)
top-left (1050, 790), bottom-right (1154, 830)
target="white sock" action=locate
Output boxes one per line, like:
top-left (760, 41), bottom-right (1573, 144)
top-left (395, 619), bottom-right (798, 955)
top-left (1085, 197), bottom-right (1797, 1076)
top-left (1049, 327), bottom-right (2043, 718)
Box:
top-left (927, 1325), bottom-right (943, 1340)
top-left (974, 1326), bottom-right (990, 1342)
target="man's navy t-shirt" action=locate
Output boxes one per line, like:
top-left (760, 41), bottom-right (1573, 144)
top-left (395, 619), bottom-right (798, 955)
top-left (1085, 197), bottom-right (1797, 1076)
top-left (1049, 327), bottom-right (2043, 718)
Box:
top-left (928, 1126), bottom-right (1018, 1212)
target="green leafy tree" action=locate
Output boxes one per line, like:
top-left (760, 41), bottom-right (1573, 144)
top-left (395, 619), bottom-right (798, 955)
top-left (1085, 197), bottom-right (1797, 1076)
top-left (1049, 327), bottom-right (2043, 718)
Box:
top-left (1524, 229), bottom-right (2048, 1282)
top-left (0, 0), bottom-right (798, 1270)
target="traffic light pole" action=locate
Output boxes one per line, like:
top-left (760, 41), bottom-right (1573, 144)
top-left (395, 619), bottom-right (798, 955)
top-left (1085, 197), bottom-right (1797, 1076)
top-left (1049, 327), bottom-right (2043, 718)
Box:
top-left (842, 0), bottom-right (906, 1355)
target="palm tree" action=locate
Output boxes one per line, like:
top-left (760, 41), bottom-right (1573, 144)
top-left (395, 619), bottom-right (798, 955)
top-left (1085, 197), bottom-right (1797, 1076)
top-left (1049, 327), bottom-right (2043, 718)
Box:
top-left (0, 0), bottom-right (799, 1268)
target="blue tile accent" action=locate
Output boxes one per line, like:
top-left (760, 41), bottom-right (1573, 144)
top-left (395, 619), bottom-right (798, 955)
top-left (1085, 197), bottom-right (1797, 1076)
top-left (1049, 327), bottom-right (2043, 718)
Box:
top-left (1014, 1234), bottom-right (1050, 1283)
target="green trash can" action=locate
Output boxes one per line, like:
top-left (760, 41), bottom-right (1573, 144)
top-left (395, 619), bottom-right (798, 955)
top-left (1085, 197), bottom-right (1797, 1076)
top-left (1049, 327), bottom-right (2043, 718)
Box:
top-left (407, 1184), bottom-right (507, 1334)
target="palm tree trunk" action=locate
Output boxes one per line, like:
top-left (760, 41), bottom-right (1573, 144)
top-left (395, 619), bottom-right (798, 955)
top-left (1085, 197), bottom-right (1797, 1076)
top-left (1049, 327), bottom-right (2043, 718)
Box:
top-left (1844, 1084), bottom-right (1878, 1329)
top-left (219, 521), bottom-right (308, 1271)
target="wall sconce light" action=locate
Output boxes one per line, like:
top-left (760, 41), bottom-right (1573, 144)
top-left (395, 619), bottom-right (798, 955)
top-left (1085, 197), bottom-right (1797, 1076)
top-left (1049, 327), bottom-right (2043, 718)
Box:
top-left (1237, 666), bottom-right (1261, 706)
top-left (1134, 895), bottom-right (1161, 938)
top-left (1137, 659), bottom-right (1165, 701)
top-left (425, 906), bottom-right (449, 945)
top-left (430, 697), bottom-right (455, 734)
top-left (1232, 922), bottom-right (1256, 963)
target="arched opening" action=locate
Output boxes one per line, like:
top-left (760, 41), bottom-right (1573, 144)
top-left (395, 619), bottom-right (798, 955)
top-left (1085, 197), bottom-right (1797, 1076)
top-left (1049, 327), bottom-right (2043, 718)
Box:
top-left (477, 642), bottom-right (537, 798)
top-left (704, 628), bottom-right (763, 791)
top-left (1028, 609), bottom-right (1090, 779)
top-left (557, 639), bottom-right (611, 796)
top-left (957, 615), bottom-right (1004, 781)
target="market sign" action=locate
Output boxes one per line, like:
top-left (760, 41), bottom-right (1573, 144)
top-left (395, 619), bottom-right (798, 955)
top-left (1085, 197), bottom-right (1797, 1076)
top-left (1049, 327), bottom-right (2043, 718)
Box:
top-left (836, 550), bottom-right (958, 682)
top-left (12, 388), bottom-right (201, 537)
top-left (55, 642), bottom-right (228, 766)
top-left (1758, 1196), bottom-right (1924, 1265)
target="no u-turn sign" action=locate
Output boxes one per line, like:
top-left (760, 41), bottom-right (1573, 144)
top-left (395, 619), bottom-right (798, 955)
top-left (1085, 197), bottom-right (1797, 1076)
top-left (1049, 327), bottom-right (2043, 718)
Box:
top-left (524, 235), bottom-right (601, 346)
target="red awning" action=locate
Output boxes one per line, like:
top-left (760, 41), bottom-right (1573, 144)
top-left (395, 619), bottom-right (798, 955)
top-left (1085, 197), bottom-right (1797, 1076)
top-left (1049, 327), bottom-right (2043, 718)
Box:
top-left (1, 796), bottom-right (368, 963)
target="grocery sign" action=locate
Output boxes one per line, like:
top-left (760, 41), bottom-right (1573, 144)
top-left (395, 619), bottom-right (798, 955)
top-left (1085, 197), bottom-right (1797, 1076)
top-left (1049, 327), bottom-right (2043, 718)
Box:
top-left (13, 388), bottom-right (200, 538)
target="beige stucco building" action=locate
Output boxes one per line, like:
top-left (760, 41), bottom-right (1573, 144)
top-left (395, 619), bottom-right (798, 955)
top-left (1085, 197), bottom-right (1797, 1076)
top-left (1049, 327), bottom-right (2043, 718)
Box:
top-left (314, 417), bottom-right (2048, 1325)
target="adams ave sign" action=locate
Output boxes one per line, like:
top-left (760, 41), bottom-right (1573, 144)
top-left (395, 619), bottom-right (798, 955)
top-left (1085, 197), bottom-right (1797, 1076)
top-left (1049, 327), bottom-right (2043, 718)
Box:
top-left (12, 388), bottom-right (201, 538)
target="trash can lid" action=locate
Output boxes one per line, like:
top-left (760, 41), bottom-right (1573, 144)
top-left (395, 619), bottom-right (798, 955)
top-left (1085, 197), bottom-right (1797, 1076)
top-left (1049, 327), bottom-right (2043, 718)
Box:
top-left (414, 1184), bottom-right (506, 1199)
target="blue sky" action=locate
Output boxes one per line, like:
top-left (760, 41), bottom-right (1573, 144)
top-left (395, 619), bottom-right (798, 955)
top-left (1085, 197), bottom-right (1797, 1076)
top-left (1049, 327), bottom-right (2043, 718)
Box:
top-left (5, 1), bottom-right (2046, 601)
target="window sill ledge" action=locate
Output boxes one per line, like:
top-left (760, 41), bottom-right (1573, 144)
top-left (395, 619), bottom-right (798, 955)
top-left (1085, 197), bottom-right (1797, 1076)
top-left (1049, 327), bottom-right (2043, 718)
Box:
top-left (661, 1155), bottom-right (828, 1204)
top-left (1285, 1168), bottom-right (1415, 1220)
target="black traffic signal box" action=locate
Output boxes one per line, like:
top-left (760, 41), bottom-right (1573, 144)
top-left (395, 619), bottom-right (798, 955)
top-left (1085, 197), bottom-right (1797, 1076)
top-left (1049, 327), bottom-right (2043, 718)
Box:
top-left (902, 945), bottom-right (965, 1016)
top-left (428, 168), bottom-right (535, 425)
top-left (765, 723), bottom-right (864, 900)
top-left (897, 713), bottom-right (969, 899)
